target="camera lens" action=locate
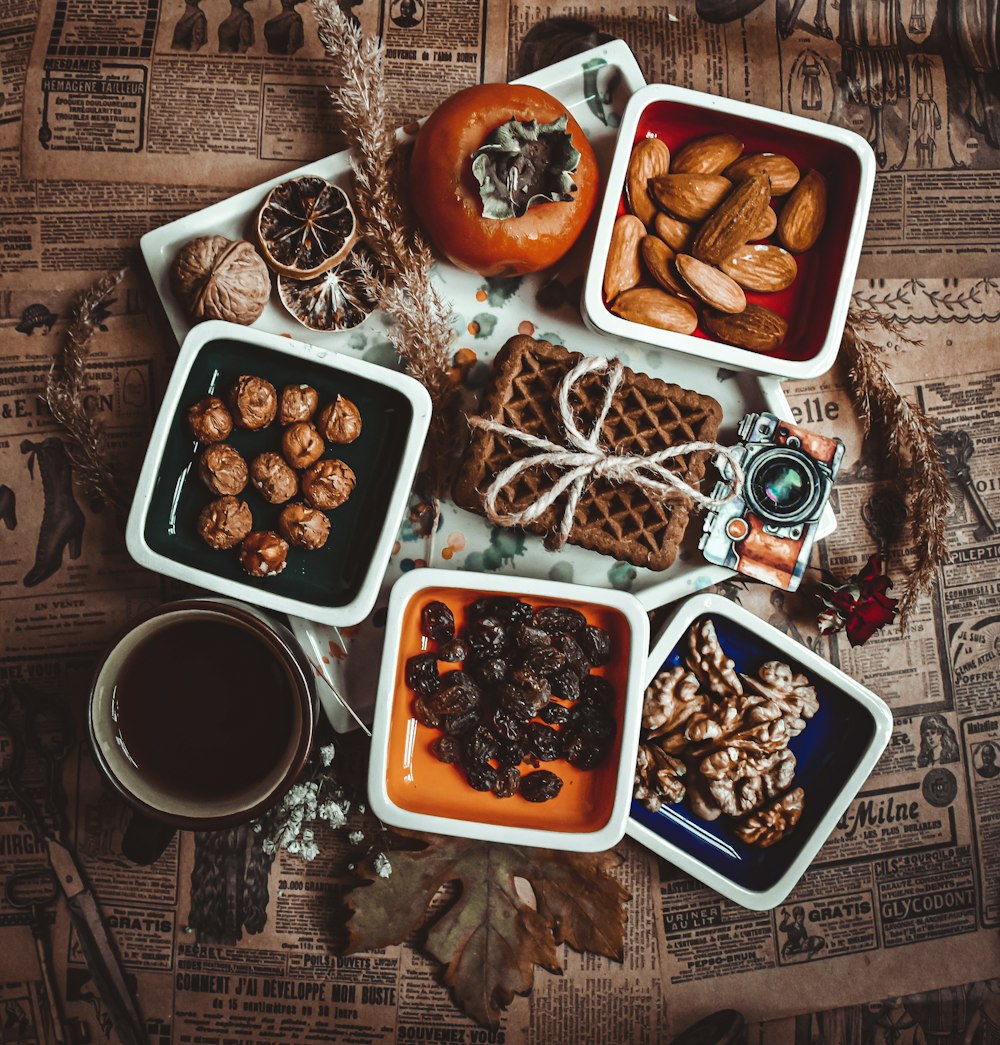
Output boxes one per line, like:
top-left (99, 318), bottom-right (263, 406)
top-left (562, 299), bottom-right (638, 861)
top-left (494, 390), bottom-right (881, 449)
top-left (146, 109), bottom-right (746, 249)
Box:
top-left (745, 449), bottom-right (820, 523)
top-left (760, 461), bottom-right (807, 511)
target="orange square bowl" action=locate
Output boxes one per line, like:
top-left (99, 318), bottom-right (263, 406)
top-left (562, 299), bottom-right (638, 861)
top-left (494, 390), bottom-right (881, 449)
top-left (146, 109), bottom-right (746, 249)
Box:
top-left (367, 569), bottom-right (649, 851)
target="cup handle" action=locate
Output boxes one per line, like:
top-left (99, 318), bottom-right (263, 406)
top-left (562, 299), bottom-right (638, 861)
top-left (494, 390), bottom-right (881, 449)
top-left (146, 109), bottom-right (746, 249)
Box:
top-left (122, 814), bottom-right (176, 865)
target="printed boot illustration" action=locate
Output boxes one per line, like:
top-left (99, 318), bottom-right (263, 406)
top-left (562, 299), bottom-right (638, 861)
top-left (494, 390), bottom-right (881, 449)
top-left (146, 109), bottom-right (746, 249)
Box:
top-left (0, 485), bottom-right (15, 529)
top-left (21, 438), bottom-right (85, 587)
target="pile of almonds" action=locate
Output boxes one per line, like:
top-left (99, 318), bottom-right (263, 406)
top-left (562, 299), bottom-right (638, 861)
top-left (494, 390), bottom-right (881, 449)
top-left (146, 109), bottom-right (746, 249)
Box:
top-left (604, 132), bottom-right (828, 354)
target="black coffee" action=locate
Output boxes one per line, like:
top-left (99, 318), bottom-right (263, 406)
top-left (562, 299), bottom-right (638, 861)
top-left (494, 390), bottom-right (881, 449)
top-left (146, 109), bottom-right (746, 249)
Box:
top-left (114, 617), bottom-right (296, 803)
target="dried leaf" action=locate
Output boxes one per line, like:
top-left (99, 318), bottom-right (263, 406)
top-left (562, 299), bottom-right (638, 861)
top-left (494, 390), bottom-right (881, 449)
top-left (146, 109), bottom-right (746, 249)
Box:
top-left (343, 830), bottom-right (629, 1027)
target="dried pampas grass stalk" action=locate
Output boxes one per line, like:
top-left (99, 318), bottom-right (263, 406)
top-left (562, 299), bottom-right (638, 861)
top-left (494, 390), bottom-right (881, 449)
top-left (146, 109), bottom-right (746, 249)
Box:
top-left (312, 0), bottom-right (461, 546)
top-left (45, 268), bottom-right (129, 526)
top-left (841, 308), bottom-right (950, 626)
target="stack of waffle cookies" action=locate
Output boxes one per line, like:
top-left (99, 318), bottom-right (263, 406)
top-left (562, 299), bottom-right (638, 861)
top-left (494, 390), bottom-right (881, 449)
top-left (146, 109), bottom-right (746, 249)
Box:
top-left (454, 336), bottom-right (722, 570)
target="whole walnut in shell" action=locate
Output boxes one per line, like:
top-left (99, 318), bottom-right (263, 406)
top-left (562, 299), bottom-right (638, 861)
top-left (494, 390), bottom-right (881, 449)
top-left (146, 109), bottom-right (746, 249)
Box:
top-left (171, 236), bottom-right (271, 325)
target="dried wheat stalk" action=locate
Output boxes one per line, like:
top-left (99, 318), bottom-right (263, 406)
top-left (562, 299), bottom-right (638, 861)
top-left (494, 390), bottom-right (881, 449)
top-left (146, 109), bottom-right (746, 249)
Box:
top-left (841, 308), bottom-right (950, 625)
top-left (44, 269), bottom-right (129, 525)
top-left (313, 0), bottom-right (461, 541)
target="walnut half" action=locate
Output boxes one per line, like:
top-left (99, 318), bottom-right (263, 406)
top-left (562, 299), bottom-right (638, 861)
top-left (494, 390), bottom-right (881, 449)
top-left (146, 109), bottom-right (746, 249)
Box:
top-left (734, 787), bottom-right (805, 847)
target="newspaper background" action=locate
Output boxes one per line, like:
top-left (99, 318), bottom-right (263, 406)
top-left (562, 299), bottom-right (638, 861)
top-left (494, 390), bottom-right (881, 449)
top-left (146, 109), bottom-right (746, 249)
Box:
top-left (2, 2), bottom-right (1000, 1044)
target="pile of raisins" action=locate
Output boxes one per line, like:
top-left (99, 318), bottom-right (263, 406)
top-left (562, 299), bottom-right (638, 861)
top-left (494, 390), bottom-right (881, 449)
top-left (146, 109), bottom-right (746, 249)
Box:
top-left (406, 596), bottom-right (617, 803)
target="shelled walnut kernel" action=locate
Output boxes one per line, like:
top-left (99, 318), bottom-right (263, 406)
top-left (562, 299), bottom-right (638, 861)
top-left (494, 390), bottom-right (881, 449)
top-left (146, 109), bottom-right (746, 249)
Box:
top-left (633, 618), bottom-right (818, 847)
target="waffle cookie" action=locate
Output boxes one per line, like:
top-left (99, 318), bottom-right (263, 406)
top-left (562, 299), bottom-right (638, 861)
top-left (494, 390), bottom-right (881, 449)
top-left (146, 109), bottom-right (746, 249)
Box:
top-left (454, 336), bottom-right (723, 570)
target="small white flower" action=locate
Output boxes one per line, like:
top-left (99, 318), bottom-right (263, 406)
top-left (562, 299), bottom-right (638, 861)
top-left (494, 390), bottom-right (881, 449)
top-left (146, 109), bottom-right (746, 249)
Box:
top-left (262, 839), bottom-right (276, 856)
top-left (286, 839), bottom-right (302, 855)
top-left (373, 852), bottom-right (392, 878)
top-left (319, 744), bottom-right (336, 767)
top-left (348, 830), bottom-right (364, 845)
top-left (302, 828), bottom-right (314, 843)
top-left (301, 840), bottom-right (320, 861)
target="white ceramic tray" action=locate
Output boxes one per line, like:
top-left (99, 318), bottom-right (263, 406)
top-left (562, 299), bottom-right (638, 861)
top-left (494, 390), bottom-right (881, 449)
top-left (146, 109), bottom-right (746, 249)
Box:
top-left (141, 40), bottom-right (831, 730)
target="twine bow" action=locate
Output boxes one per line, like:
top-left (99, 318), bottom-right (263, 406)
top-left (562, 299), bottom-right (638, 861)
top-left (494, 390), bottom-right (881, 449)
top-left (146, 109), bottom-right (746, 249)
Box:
top-left (468, 355), bottom-right (745, 550)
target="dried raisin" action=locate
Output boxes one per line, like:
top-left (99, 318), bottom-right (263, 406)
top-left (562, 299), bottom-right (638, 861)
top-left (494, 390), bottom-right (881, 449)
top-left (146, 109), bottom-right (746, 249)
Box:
top-left (412, 698), bottom-right (441, 729)
top-left (519, 770), bottom-right (564, 802)
top-left (579, 625), bottom-right (612, 666)
top-left (428, 683), bottom-right (479, 716)
top-left (433, 736), bottom-right (462, 763)
top-left (534, 605), bottom-right (587, 634)
top-left (438, 638), bottom-right (469, 662)
top-left (465, 762), bottom-right (498, 792)
top-left (470, 596), bottom-right (532, 624)
top-left (580, 674), bottom-right (616, 706)
top-left (526, 722), bottom-right (561, 762)
top-left (406, 653), bottom-right (440, 696)
top-left (493, 764), bottom-right (520, 799)
top-left (539, 701), bottom-right (571, 725)
top-left (521, 646), bottom-right (567, 678)
top-left (421, 600), bottom-right (455, 642)
top-left (552, 668), bottom-right (581, 702)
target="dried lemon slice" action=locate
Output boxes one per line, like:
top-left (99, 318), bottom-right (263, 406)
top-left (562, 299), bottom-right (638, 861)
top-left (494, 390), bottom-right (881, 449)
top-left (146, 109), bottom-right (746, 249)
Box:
top-left (256, 175), bottom-right (358, 279)
top-left (277, 245), bottom-right (378, 331)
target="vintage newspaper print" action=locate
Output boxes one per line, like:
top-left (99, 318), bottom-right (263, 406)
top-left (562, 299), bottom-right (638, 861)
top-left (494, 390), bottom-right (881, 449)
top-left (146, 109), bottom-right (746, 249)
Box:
top-left (0, 296), bottom-right (171, 679)
top-left (2, 5), bottom-right (999, 1042)
top-left (652, 278), bottom-right (1000, 1031)
top-left (20, 0), bottom-right (510, 189)
top-left (0, 0), bottom-right (37, 149)
top-left (506, 2), bottom-right (1000, 277)
top-left (749, 978), bottom-right (1000, 1044)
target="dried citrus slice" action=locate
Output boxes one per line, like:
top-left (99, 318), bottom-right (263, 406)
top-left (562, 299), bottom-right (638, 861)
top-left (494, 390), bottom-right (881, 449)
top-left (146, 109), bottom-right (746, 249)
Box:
top-left (277, 244), bottom-right (378, 331)
top-left (256, 175), bottom-right (358, 279)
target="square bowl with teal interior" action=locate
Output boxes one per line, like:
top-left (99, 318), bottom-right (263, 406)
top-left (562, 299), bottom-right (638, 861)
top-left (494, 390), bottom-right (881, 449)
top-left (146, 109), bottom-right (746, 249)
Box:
top-left (368, 569), bottom-right (650, 852)
top-left (627, 592), bottom-right (892, 910)
top-left (126, 320), bottom-right (432, 627)
top-left (581, 83), bottom-right (875, 381)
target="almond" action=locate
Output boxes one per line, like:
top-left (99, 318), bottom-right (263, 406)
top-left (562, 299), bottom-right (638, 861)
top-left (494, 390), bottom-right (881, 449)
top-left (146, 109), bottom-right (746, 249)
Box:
top-left (778, 169), bottom-right (827, 253)
top-left (724, 152), bottom-right (801, 195)
top-left (649, 175), bottom-right (732, 222)
top-left (610, 287), bottom-right (699, 335)
top-left (626, 137), bottom-right (671, 226)
top-left (751, 207), bottom-right (777, 240)
top-left (603, 213), bottom-right (645, 302)
top-left (675, 254), bottom-right (746, 314)
top-left (653, 212), bottom-right (693, 252)
top-left (691, 173), bottom-right (771, 265)
top-left (703, 304), bottom-right (788, 352)
top-left (671, 133), bottom-right (744, 175)
top-left (719, 243), bottom-right (798, 292)
top-left (640, 235), bottom-right (694, 299)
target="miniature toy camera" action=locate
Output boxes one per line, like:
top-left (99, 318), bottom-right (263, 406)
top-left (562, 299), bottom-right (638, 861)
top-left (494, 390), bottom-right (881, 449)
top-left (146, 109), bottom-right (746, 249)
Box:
top-left (700, 413), bottom-right (844, 591)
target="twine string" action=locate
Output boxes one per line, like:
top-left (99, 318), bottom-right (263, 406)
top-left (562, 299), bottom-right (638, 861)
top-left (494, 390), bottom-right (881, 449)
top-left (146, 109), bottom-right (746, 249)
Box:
top-left (468, 355), bottom-right (745, 550)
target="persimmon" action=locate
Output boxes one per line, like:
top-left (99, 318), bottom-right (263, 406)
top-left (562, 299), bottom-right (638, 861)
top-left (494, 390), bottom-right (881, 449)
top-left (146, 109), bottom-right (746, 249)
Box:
top-left (408, 84), bottom-right (600, 277)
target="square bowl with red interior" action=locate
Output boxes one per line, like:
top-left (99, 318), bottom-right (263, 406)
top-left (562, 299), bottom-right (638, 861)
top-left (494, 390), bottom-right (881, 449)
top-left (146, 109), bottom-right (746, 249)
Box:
top-left (627, 593), bottom-right (892, 909)
top-left (367, 569), bottom-right (649, 851)
top-left (581, 83), bottom-right (875, 381)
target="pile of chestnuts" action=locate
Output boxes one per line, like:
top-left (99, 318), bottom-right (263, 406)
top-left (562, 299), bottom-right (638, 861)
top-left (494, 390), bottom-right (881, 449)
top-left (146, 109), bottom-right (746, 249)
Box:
top-left (187, 376), bottom-right (362, 577)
